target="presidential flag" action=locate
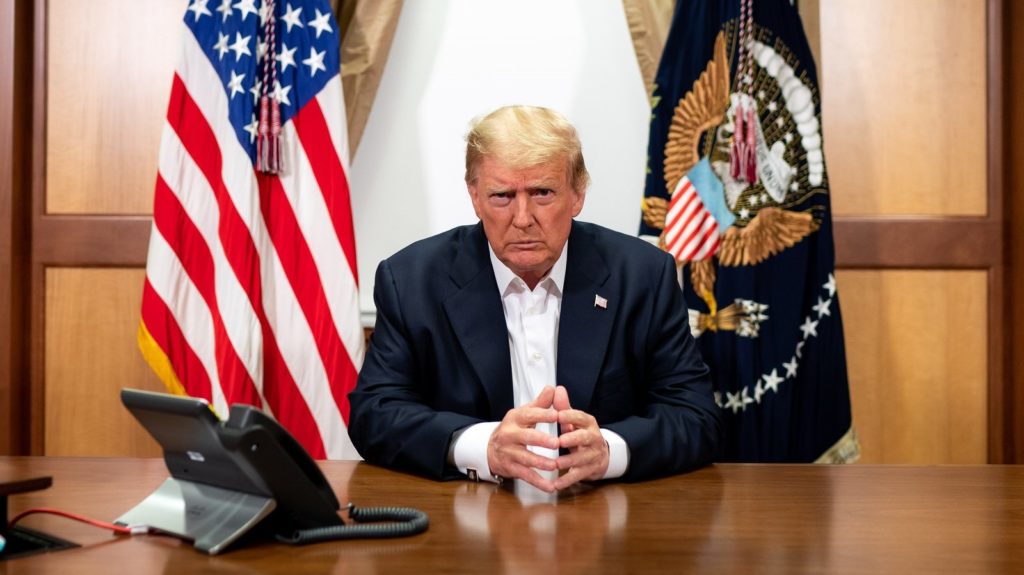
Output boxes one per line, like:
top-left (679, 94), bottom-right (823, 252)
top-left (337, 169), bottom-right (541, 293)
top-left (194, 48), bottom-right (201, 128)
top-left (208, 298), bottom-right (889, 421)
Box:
top-left (138, 0), bottom-right (363, 460)
top-left (640, 0), bottom-right (858, 462)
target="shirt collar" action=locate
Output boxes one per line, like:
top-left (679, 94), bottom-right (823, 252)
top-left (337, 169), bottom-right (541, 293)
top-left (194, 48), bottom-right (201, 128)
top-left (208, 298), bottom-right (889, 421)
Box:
top-left (488, 241), bottom-right (568, 296)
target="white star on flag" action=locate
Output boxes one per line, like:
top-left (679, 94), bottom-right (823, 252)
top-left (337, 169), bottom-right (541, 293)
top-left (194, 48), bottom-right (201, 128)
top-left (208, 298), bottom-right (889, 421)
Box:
top-left (233, 0), bottom-right (258, 20)
top-left (277, 43), bottom-right (297, 72)
top-left (308, 8), bottom-right (333, 38)
top-left (282, 3), bottom-right (305, 31)
top-left (799, 316), bottom-right (819, 339)
top-left (303, 47), bottom-right (327, 77)
top-left (762, 369), bottom-right (783, 393)
top-left (812, 296), bottom-right (832, 318)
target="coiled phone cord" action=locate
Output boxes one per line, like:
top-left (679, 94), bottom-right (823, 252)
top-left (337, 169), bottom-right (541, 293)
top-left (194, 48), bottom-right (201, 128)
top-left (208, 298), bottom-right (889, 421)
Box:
top-left (276, 504), bottom-right (429, 544)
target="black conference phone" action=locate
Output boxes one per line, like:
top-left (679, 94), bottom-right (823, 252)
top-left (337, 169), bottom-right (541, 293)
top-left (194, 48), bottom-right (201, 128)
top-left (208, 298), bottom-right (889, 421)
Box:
top-left (116, 388), bottom-right (427, 554)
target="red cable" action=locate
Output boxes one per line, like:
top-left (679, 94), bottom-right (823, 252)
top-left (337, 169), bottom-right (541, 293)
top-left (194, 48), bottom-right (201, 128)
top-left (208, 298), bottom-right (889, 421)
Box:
top-left (8, 507), bottom-right (148, 535)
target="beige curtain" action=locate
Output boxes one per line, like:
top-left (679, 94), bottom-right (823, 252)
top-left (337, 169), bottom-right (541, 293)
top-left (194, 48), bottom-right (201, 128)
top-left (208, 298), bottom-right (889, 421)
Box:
top-left (621, 0), bottom-right (675, 98)
top-left (333, 0), bottom-right (404, 157)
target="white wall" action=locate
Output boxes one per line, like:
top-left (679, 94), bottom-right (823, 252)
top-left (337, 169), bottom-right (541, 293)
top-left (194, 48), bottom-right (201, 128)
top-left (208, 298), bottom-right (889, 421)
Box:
top-left (349, 0), bottom-right (650, 318)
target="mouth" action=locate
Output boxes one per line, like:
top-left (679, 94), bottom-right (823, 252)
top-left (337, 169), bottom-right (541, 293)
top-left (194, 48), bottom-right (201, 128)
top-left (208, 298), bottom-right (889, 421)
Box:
top-left (508, 241), bottom-right (541, 249)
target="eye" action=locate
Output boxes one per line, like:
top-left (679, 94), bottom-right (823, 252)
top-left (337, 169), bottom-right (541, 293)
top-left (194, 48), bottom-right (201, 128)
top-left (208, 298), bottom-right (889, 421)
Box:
top-left (531, 188), bottom-right (556, 203)
top-left (489, 191), bottom-right (513, 206)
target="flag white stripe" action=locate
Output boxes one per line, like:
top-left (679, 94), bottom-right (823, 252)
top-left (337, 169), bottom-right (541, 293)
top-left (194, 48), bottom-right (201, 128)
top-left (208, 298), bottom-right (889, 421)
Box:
top-left (675, 201), bottom-right (706, 252)
top-left (262, 246), bottom-right (355, 459)
top-left (690, 218), bottom-right (720, 260)
top-left (679, 215), bottom-right (712, 260)
top-left (316, 77), bottom-right (351, 172)
top-left (666, 196), bottom-right (700, 249)
top-left (666, 185), bottom-right (700, 245)
top-left (145, 228), bottom-right (230, 416)
top-left (157, 124), bottom-right (266, 401)
top-left (278, 121), bottom-right (364, 370)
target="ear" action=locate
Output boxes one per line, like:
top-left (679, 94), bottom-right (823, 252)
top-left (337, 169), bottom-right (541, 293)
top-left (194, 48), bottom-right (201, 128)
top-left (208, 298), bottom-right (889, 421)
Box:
top-left (570, 188), bottom-right (586, 218)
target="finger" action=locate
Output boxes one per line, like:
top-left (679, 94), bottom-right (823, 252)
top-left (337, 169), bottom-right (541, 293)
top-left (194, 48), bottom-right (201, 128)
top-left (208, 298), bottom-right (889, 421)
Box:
top-left (557, 408), bottom-right (598, 431)
top-left (555, 449), bottom-right (588, 471)
top-left (497, 447), bottom-right (558, 473)
top-left (556, 434), bottom-right (603, 466)
top-left (553, 385), bottom-right (572, 411)
top-left (489, 433), bottom-right (557, 470)
top-left (517, 428), bottom-right (561, 451)
top-left (506, 405), bottom-right (559, 427)
top-left (515, 466), bottom-right (557, 493)
top-left (493, 458), bottom-right (556, 492)
top-left (528, 386), bottom-right (556, 409)
top-left (558, 428), bottom-right (599, 450)
top-left (553, 466), bottom-right (588, 491)
top-left (554, 452), bottom-right (609, 489)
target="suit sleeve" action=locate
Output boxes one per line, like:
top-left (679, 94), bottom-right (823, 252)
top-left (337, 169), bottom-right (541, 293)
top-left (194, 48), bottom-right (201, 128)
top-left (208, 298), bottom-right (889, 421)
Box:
top-left (603, 254), bottom-right (722, 481)
top-left (348, 259), bottom-right (482, 479)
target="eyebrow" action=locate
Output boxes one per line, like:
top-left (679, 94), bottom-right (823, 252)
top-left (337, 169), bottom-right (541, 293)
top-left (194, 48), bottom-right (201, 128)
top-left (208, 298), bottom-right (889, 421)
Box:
top-left (486, 180), bottom-right (560, 193)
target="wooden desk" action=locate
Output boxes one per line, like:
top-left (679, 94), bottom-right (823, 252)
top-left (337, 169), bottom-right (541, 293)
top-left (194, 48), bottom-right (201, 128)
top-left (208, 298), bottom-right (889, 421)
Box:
top-left (1, 457), bottom-right (1022, 573)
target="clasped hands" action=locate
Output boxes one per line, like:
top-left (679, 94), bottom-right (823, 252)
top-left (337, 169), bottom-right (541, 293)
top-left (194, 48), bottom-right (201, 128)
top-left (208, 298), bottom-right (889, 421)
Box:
top-left (487, 385), bottom-right (609, 493)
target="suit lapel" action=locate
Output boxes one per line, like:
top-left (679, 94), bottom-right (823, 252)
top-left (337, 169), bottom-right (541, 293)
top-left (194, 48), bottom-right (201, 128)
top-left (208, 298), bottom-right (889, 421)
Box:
top-left (443, 225), bottom-right (514, 419)
top-left (557, 223), bottom-right (615, 411)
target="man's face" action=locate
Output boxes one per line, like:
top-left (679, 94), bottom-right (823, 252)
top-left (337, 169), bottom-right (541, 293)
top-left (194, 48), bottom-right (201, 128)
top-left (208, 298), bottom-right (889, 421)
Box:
top-left (468, 155), bottom-right (585, 288)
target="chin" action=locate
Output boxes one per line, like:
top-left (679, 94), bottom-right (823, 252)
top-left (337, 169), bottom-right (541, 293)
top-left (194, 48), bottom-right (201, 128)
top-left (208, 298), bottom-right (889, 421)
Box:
top-left (507, 259), bottom-right (550, 275)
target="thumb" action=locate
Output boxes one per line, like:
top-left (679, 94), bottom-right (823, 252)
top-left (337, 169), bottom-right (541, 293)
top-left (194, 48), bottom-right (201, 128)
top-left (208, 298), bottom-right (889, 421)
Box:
top-left (529, 385), bottom-right (556, 409)
top-left (553, 385), bottom-right (572, 411)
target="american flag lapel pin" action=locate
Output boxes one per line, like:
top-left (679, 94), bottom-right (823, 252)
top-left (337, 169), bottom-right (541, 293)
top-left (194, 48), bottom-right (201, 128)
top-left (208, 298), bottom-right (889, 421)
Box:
top-left (594, 294), bottom-right (608, 309)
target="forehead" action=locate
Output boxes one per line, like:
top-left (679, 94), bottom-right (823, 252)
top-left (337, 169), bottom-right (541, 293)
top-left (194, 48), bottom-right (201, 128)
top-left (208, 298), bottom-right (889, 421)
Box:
top-left (476, 155), bottom-right (570, 188)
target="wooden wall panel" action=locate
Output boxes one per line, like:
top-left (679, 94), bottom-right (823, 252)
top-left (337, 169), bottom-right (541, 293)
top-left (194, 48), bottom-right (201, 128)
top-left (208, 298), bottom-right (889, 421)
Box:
top-left (1009, 0), bottom-right (1024, 463)
top-left (45, 0), bottom-right (180, 215)
top-left (44, 267), bottom-right (163, 456)
top-left (838, 270), bottom-right (988, 464)
top-left (820, 0), bottom-right (987, 216)
top-left (1, 0), bottom-right (31, 455)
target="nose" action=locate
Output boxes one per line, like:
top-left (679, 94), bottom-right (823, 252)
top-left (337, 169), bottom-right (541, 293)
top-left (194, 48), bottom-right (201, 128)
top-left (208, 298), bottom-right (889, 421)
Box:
top-left (511, 193), bottom-right (534, 229)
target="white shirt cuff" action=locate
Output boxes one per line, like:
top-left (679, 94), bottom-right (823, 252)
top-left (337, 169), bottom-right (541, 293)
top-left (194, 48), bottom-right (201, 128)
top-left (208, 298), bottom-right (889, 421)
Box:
top-left (600, 428), bottom-right (630, 479)
top-left (452, 421), bottom-right (501, 483)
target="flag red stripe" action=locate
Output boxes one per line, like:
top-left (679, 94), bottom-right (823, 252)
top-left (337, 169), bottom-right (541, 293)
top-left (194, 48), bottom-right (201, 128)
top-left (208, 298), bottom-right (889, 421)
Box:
top-left (258, 174), bottom-right (359, 423)
top-left (666, 191), bottom-right (699, 240)
top-left (666, 197), bottom-right (703, 254)
top-left (292, 98), bottom-right (359, 284)
top-left (152, 174), bottom-right (259, 406)
top-left (261, 344), bottom-right (328, 459)
top-left (693, 217), bottom-right (720, 259)
top-left (665, 182), bottom-right (695, 229)
top-left (166, 74), bottom-right (328, 456)
top-left (664, 175), bottom-right (723, 262)
top-left (683, 214), bottom-right (714, 259)
top-left (167, 74), bottom-right (259, 288)
top-left (141, 278), bottom-right (213, 400)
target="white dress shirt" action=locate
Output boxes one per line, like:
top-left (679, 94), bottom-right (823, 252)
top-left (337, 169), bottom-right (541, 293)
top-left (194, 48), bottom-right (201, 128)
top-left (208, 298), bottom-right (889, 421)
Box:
top-left (450, 243), bottom-right (629, 482)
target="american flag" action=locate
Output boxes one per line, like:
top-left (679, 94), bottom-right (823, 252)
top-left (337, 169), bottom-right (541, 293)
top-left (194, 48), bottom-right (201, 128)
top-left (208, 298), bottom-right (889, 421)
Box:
top-left (663, 174), bottom-right (720, 263)
top-left (138, 0), bottom-right (363, 459)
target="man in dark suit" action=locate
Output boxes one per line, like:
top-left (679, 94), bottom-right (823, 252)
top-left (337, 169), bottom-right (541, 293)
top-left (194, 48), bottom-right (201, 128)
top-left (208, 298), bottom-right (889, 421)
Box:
top-left (349, 106), bottom-right (720, 492)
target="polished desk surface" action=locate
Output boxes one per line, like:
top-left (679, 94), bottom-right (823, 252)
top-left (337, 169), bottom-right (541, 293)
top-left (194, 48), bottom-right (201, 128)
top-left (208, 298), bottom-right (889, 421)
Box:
top-left (1, 457), bottom-right (1023, 574)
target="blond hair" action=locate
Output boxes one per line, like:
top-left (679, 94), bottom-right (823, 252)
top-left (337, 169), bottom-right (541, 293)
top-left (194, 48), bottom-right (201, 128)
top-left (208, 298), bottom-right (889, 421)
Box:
top-left (464, 105), bottom-right (590, 192)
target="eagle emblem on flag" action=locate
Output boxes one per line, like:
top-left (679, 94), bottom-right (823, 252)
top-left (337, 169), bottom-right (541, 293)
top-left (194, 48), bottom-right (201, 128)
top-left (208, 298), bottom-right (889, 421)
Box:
top-left (642, 31), bottom-right (819, 336)
top-left (639, 0), bottom-right (856, 464)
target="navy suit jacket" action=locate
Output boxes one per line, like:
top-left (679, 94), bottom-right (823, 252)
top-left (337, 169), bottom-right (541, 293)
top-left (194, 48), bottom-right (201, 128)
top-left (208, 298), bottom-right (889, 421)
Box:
top-left (349, 221), bottom-right (721, 481)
